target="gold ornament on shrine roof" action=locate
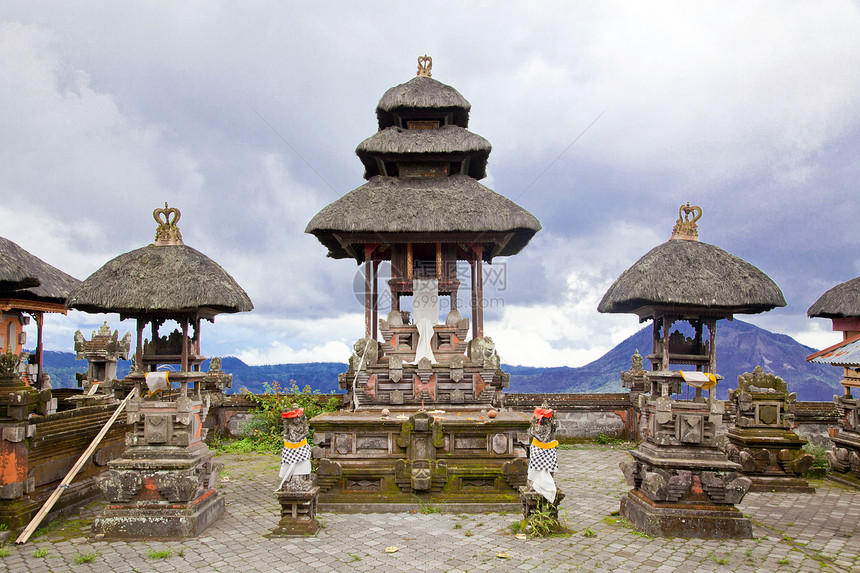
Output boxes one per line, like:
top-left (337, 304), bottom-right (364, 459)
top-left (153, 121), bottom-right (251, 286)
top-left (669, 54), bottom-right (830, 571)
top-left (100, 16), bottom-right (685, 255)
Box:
top-left (417, 55), bottom-right (432, 78)
top-left (153, 202), bottom-right (184, 246)
top-left (670, 202), bottom-right (702, 241)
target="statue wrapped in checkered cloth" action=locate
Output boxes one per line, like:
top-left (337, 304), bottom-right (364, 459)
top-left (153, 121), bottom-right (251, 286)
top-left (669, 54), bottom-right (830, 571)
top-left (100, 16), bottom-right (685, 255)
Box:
top-left (278, 408), bottom-right (313, 490)
top-left (528, 407), bottom-right (559, 503)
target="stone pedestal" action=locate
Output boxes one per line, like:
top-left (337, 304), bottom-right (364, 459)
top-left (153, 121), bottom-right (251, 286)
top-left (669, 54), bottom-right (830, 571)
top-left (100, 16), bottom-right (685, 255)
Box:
top-left (725, 367), bottom-right (814, 493)
top-left (519, 486), bottom-right (565, 520)
top-left (827, 395), bottom-right (860, 489)
top-left (620, 376), bottom-right (752, 539)
top-left (91, 380), bottom-right (225, 539)
top-left (273, 484), bottom-right (320, 536)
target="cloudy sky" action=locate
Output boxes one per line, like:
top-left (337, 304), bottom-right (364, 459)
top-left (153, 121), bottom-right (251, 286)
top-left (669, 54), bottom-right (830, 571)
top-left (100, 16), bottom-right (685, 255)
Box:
top-left (3, 2), bottom-right (860, 367)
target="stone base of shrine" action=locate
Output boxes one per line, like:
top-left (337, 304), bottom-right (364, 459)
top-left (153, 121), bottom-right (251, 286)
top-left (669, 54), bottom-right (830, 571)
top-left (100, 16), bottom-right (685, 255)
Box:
top-left (271, 487), bottom-right (320, 537)
top-left (620, 490), bottom-right (752, 539)
top-left (519, 486), bottom-right (565, 520)
top-left (311, 409), bottom-right (529, 513)
top-left (91, 490), bottom-right (224, 539)
top-left (747, 475), bottom-right (815, 494)
top-left (826, 429), bottom-right (860, 490)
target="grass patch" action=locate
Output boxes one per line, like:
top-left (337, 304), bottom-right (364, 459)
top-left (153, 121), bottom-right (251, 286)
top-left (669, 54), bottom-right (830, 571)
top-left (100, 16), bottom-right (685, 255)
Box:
top-left (582, 527), bottom-right (596, 538)
top-left (516, 504), bottom-right (570, 538)
top-left (713, 555), bottom-right (730, 565)
top-left (0, 547), bottom-right (10, 558)
top-left (414, 497), bottom-right (441, 514)
top-left (74, 551), bottom-right (99, 564)
top-left (33, 547), bottom-right (49, 557)
top-left (147, 549), bottom-right (173, 560)
top-left (802, 442), bottom-right (830, 469)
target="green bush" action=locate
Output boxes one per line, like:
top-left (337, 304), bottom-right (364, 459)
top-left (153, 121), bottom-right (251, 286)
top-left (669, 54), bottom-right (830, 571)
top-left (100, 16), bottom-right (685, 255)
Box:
top-left (802, 442), bottom-right (831, 469)
top-left (233, 381), bottom-right (340, 454)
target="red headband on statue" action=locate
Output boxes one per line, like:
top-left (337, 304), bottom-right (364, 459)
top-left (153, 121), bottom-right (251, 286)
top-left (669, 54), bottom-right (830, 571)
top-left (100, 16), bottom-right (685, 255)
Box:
top-left (282, 408), bottom-right (304, 419)
top-left (533, 407), bottom-right (553, 420)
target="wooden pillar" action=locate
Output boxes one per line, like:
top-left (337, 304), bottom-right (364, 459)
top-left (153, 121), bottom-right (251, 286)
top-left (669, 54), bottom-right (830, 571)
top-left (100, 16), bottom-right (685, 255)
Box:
top-left (651, 318), bottom-right (661, 371)
top-left (364, 245), bottom-right (374, 339)
top-left (661, 316), bottom-right (672, 371)
top-left (135, 319), bottom-right (144, 372)
top-left (474, 245), bottom-right (484, 338)
top-left (372, 259), bottom-right (379, 340)
top-left (470, 257), bottom-right (477, 339)
top-left (34, 312), bottom-right (43, 389)
top-left (181, 317), bottom-right (189, 372)
top-left (707, 318), bottom-right (717, 374)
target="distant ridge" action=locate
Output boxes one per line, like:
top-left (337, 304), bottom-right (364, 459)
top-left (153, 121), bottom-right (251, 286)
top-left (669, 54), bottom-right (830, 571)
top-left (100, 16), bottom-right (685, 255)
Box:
top-left (505, 319), bottom-right (842, 401)
top-left (40, 319), bottom-right (841, 401)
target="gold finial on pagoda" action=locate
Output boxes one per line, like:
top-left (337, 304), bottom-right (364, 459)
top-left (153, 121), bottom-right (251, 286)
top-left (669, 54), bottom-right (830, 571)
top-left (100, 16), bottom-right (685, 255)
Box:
top-left (417, 55), bottom-right (432, 78)
top-left (670, 202), bottom-right (702, 241)
top-left (153, 202), bottom-right (184, 246)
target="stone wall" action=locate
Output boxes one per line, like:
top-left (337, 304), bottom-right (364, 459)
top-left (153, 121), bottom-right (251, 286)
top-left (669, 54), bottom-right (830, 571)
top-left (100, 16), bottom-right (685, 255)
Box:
top-left (207, 393), bottom-right (840, 444)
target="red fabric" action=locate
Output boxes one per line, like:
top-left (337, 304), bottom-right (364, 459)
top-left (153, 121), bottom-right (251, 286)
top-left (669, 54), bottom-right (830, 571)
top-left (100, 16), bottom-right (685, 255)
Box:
top-left (282, 408), bottom-right (304, 419)
top-left (533, 407), bottom-right (553, 419)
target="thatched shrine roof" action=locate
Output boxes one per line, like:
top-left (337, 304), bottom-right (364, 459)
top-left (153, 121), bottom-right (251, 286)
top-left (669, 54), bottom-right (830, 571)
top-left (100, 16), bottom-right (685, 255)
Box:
top-left (377, 76), bottom-right (471, 129)
top-left (68, 204), bottom-right (253, 317)
top-left (598, 206), bottom-right (785, 316)
top-left (356, 125), bottom-right (491, 179)
top-left (67, 244), bottom-right (253, 317)
top-left (807, 276), bottom-right (860, 319)
top-left (306, 174), bottom-right (541, 260)
top-left (0, 236), bottom-right (81, 304)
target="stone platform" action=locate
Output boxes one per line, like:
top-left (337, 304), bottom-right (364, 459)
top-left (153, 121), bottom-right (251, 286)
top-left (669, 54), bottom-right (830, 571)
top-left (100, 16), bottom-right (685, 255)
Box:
top-left (5, 447), bottom-right (860, 572)
top-left (310, 409), bottom-right (529, 512)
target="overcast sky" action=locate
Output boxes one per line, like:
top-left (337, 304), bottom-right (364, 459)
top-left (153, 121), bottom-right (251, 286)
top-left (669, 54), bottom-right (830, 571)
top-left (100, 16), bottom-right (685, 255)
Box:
top-left (3, 2), bottom-right (859, 367)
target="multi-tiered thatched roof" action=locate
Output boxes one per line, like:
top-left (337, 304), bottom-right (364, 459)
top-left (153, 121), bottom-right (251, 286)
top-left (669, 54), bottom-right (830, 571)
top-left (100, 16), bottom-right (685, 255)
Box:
top-left (356, 125), bottom-right (491, 179)
top-left (376, 76), bottom-right (471, 129)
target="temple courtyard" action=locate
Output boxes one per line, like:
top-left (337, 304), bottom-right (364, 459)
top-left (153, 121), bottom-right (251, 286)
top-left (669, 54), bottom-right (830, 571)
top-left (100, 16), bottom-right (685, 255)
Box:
top-left (0, 446), bottom-right (857, 573)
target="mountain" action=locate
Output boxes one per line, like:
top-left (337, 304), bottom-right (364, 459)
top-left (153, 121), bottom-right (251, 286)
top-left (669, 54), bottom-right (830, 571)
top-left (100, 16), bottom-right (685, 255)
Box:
top-left (505, 319), bottom-right (842, 401)
top-left (38, 319), bottom-right (842, 401)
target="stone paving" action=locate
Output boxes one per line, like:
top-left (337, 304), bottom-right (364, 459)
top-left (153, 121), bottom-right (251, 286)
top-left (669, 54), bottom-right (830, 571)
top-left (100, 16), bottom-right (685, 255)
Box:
top-left (1, 446), bottom-right (858, 572)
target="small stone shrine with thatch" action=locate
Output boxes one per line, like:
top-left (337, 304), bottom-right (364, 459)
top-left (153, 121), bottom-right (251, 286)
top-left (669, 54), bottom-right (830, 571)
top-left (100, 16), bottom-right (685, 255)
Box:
top-left (0, 237), bottom-right (81, 526)
top-left (67, 204), bottom-right (253, 538)
top-left (305, 57), bottom-right (541, 511)
top-left (598, 203), bottom-right (786, 538)
top-left (806, 275), bottom-right (860, 489)
top-left (71, 322), bottom-right (132, 407)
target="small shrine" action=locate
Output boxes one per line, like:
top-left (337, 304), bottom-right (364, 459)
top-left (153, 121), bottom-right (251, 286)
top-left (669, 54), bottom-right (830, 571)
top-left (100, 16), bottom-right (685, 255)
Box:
top-left (67, 204), bottom-right (253, 538)
top-left (725, 366), bottom-right (813, 492)
top-left (806, 275), bottom-right (860, 489)
top-left (0, 237), bottom-right (81, 527)
top-left (598, 204), bottom-right (786, 538)
top-left (305, 57), bottom-right (541, 511)
top-left (71, 322), bottom-right (132, 407)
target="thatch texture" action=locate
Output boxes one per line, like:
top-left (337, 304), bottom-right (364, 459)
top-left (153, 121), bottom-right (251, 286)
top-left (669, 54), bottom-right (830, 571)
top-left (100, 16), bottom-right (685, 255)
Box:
top-left (67, 244), bottom-right (253, 315)
top-left (356, 125), bottom-right (491, 179)
top-left (0, 236), bottom-right (81, 303)
top-left (598, 239), bottom-right (786, 315)
top-left (306, 174), bottom-right (541, 259)
top-left (376, 76), bottom-right (471, 129)
top-left (807, 276), bottom-right (860, 319)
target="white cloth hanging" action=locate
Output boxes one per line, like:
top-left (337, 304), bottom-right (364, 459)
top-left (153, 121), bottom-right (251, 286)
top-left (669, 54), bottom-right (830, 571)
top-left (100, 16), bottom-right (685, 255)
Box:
top-left (411, 278), bottom-right (438, 364)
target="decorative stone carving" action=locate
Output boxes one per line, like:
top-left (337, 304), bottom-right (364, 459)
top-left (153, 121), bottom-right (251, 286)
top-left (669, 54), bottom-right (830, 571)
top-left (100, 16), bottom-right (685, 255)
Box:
top-left (725, 366), bottom-right (814, 492)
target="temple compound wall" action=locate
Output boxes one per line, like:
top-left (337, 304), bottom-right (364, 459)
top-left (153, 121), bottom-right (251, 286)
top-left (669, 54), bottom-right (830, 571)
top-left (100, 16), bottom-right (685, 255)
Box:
top-left (209, 393), bottom-right (838, 444)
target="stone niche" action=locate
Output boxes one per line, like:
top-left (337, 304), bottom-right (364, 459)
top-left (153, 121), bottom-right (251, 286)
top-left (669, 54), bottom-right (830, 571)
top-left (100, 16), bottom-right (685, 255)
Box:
top-left (725, 366), bottom-right (814, 492)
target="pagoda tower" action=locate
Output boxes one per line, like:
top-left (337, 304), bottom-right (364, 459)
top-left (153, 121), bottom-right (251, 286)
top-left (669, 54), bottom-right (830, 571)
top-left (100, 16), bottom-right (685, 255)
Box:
top-left (305, 57), bottom-right (541, 511)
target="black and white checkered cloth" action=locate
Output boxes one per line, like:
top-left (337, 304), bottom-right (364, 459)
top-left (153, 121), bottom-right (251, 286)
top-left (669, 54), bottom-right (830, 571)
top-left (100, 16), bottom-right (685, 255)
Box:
top-left (529, 444), bottom-right (558, 473)
top-left (281, 443), bottom-right (311, 466)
